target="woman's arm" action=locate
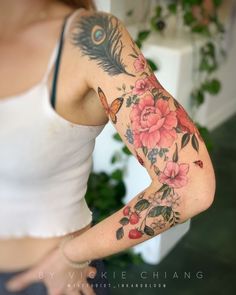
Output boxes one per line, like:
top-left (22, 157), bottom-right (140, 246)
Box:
top-left (63, 10), bottom-right (216, 263)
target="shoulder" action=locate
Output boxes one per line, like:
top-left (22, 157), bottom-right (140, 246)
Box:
top-left (66, 9), bottom-right (133, 61)
top-left (69, 9), bottom-right (123, 34)
top-left (64, 9), bottom-right (139, 86)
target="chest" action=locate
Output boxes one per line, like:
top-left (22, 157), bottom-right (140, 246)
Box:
top-left (0, 32), bottom-right (53, 98)
top-left (0, 38), bottom-right (106, 127)
top-left (0, 85), bottom-right (101, 183)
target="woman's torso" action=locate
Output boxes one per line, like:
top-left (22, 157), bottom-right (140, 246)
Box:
top-left (0, 2), bottom-right (108, 271)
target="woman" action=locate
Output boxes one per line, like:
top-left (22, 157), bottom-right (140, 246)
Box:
top-left (0, 0), bottom-right (216, 294)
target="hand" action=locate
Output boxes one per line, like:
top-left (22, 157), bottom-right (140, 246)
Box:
top-left (5, 246), bottom-right (97, 295)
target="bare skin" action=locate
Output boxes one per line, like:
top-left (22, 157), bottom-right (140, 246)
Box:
top-left (0, 0), bottom-right (107, 273)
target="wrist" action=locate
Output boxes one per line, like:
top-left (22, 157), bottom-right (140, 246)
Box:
top-left (59, 234), bottom-right (91, 269)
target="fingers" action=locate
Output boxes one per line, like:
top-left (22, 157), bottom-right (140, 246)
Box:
top-left (49, 280), bottom-right (96, 295)
top-left (66, 290), bottom-right (83, 295)
top-left (64, 267), bottom-right (97, 295)
top-left (80, 283), bottom-right (96, 295)
top-left (86, 266), bottom-right (97, 279)
top-left (5, 269), bottom-right (38, 292)
top-left (65, 283), bottom-right (95, 295)
top-left (67, 291), bottom-right (81, 295)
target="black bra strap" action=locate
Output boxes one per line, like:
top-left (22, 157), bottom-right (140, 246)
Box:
top-left (50, 13), bottom-right (71, 109)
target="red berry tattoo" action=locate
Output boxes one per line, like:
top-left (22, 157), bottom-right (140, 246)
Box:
top-left (129, 212), bottom-right (140, 224)
top-left (122, 206), bottom-right (131, 216)
top-left (128, 228), bottom-right (143, 239)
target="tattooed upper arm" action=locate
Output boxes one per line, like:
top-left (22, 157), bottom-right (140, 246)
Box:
top-left (71, 11), bottom-right (135, 77)
top-left (70, 11), bottom-right (216, 219)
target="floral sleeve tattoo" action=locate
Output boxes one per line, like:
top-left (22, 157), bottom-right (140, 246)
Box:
top-left (71, 13), bottom-right (205, 241)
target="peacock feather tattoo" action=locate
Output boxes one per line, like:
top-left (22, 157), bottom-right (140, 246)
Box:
top-left (71, 13), bottom-right (135, 77)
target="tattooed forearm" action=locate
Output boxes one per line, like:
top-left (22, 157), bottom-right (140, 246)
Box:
top-left (116, 187), bottom-right (182, 240)
top-left (116, 141), bottom-right (189, 240)
top-left (71, 13), bottom-right (135, 77)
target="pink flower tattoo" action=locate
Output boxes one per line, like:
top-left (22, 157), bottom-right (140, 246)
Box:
top-left (132, 78), bottom-right (151, 95)
top-left (133, 54), bottom-right (147, 72)
top-left (147, 74), bottom-right (164, 90)
top-left (130, 95), bottom-right (178, 149)
top-left (158, 161), bottom-right (189, 188)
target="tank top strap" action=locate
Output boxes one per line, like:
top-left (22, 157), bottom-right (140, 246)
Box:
top-left (41, 8), bottom-right (85, 85)
top-left (41, 41), bottom-right (60, 84)
top-left (41, 12), bottom-right (70, 84)
top-left (48, 8), bottom-right (85, 109)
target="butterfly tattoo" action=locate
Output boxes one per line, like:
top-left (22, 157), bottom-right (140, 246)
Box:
top-left (97, 87), bottom-right (124, 124)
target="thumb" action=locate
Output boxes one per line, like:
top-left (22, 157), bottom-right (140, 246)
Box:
top-left (5, 269), bottom-right (37, 292)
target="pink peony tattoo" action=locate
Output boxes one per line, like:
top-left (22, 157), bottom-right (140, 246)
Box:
top-left (176, 104), bottom-right (197, 134)
top-left (130, 95), bottom-right (178, 149)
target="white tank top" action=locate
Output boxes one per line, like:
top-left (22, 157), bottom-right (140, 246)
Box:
top-left (0, 9), bottom-right (106, 238)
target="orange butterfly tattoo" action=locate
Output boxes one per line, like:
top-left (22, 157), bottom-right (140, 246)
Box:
top-left (97, 87), bottom-right (124, 124)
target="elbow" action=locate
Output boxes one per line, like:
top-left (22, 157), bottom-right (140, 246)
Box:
top-left (199, 157), bottom-right (216, 212)
top-left (198, 171), bottom-right (216, 213)
top-left (181, 159), bottom-right (216, 220)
